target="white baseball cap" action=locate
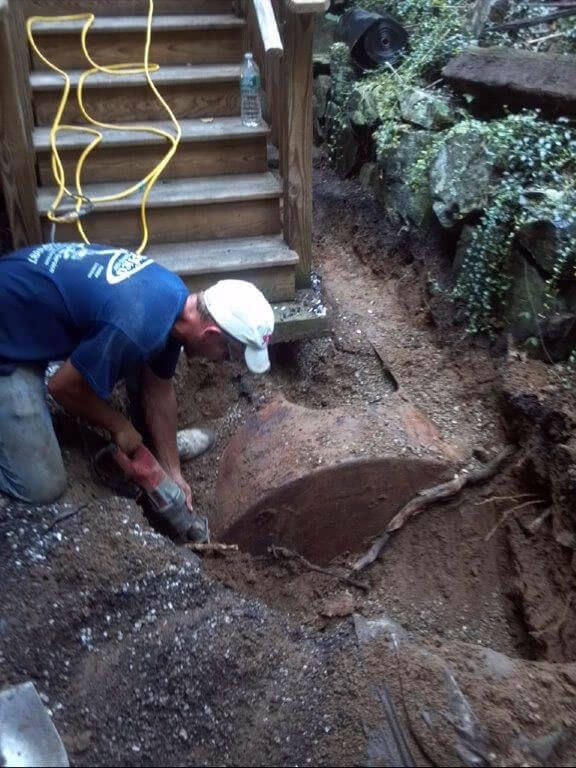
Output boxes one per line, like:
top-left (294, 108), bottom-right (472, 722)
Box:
top-left (204, 279), bottom-right (275, 374)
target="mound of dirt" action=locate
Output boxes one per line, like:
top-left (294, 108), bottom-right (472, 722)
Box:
top-left (0, 498), bottom-right (366, 767)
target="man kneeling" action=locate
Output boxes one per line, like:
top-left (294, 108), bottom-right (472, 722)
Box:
top-left (0, 242), bottom-right (274, 508)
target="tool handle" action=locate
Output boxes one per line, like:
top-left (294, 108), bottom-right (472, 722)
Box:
top-left (96, 443), bottom-right (166, 492)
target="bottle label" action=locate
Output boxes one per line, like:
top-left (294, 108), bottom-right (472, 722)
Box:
top-left (241, 74), bottom-right (260, 91)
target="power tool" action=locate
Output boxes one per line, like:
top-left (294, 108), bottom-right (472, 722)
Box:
top-left (96, 443), bottom-right (209, 544)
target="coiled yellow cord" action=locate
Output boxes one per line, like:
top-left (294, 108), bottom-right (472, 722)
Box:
top-left (27, 0), bottom-right (182, 253)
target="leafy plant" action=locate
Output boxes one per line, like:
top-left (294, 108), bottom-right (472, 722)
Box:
top-left (452, 112), bottom-right (576, 334)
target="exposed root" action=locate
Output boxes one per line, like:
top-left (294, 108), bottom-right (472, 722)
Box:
top-left (484, 500), bottom-right (547, 542)
top-left (270, 545), bottom-right (369, 592)
top-left (352, 446), bottom-right (517, 572)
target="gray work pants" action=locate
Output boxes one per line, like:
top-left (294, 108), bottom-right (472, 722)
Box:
top-left (0, 366), bottom-right (67, 504)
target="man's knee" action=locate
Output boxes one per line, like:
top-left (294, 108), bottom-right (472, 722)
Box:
top-left (0, 365), bottom-right (67, 504)
top-left (11, 456), bottom-right (67, 505)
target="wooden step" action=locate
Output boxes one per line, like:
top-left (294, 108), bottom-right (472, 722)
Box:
top-left (147, 236), bottom-right (299, 301)
top-left (38, 173), bottom-right (283, 246)
top-left (30, 15), bottom-right (245, 70)
top-left (34, 118), bottom-right (269, 184)
top-left (22, 1), bottom-right (235, 16)
top-left (31, 65), bottom-right (241, 126)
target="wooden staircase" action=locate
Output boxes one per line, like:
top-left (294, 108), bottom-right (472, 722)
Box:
top-left (0, 0), bottom-right (330, 341)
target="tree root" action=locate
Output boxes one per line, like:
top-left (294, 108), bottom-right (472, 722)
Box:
top-left (352, 445), bottom-right (517, 573)
top-left (270, 545), bottom-right (369, 592)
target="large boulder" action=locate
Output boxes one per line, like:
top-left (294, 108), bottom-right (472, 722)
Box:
top-left (399, 87), bottom-right (456, 130)
top-left (376, 130), bottom-right (436, 227)
top-left (429, 122), bottom-right (494, 227)
top-left (516, 191), bottom-right (576, 277)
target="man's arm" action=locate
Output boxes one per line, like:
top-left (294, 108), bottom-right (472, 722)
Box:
top-left (48, 360), bottom-right (142, 455)
top-left (140, 365), bottom-right (192, 507)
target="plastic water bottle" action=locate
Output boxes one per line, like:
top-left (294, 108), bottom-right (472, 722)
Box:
top-left (241, 52), bottom-right (262, 128)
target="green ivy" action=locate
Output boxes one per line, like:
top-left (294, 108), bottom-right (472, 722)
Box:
top-left (452, 112), bottom-right (576, 334)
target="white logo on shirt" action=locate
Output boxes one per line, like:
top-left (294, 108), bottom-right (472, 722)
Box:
top-left (28, 243), bottom-right (92, 272)
top-left (105, 250), bottom-right (153, 285)
top-left (26, 243), bottom-right (154, 283)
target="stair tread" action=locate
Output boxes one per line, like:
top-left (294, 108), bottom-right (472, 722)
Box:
top-left (30, 14), bottom-right (245, 34)
top-left (34, 117), bottom-right (269, 151)
top-left (37, 173), bottom-right (283, 214)
top-left (31, 64), bottom-right (241, 90)
top-left (147, 236), bottom-right (298, 275)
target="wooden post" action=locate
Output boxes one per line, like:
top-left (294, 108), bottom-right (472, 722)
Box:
top-left (0, 0), bottom-right (41, 249)
top-left (283, 9), bottom-right (314, 287)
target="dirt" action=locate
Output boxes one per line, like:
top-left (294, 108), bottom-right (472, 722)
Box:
top-left (1, 159), bottom-right (576, 766)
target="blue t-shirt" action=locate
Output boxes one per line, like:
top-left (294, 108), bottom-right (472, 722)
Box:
top-left (0, 243), bottom-right (188, 398)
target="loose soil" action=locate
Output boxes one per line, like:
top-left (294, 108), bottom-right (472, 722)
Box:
top-left (1, 160), bottom-right (575, 767)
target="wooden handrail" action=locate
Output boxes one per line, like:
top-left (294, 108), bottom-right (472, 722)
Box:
top-left (253, 0), bottom-right (283, 58)
top-left (243, 0), bottom-right (322, 287)
top-left (286, 0), bottom-right (330, 12)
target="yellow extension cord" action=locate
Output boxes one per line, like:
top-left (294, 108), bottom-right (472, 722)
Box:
top-left (26, 0), bottom-right (182, 254)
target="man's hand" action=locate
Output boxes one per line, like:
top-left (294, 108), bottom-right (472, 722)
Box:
top-left (171, 471), bottom-right (193, 510)
top-left (112, 423), bottom-right (143, 457)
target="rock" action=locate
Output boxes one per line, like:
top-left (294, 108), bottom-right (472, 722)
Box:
top-left (339, 124), bottom-right (361, 176)
top-left (539, 313), bottom-right (576, 362)
top-left (348, 87), bottom-right (380, 129)
top-left (314, 75), bottom-right (332, 122)
top-left (516, 191), bottom-right (576, 277)
top-left (359, 162), bottom-right (379, 191)
top-left (377, 130), bottom-right (436, 227)
top-left (505, 252), bottom-right (548, 342)
top-left (517, 220), bottom-right (563, 275)
top-left (314, 53), bottom-right (331, 76)
top-left (320, 594), bottom-right (355, 618)
top-left (466, 0), bottom-right (511, 38)
top-left (313, 74), bottom-right (332, 142)
top-left (443, 47), bottom-right (576, 116)
top-left (65, 729), bottom-right (93, 754)
top-left (429, 122), bottom-right (493, 227)
top-left (453, 224), bottom-right (475, 276)
top-left (562, 280), bottom-right (576, 314)
top-left (399, 88), bottom-right (456, 130)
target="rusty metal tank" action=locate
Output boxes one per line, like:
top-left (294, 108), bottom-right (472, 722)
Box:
top-left (214, 397), bottom-right (465, 564)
